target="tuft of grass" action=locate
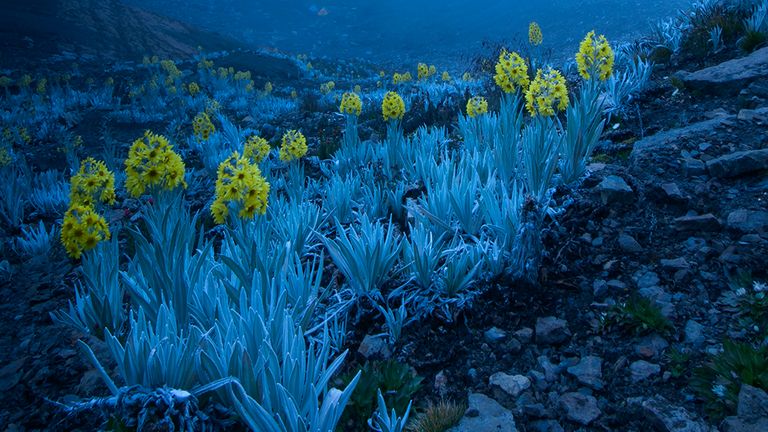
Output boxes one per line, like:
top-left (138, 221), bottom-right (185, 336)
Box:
top-left (691, 340), bottom-right (768, 419)
top-left (407, 399), bottom-right (467, 432)
top-left (739, 29), bottom-right (768, 52)
top-left (338, 360), bottom-right (423, 431)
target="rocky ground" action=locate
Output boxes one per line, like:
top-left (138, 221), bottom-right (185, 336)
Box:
top-left (339, 48), bottom-right (768, 432)
top-left (2, 13), bottom-right (768, 432)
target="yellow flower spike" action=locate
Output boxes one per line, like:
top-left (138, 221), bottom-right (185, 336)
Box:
top-left (339, 92), bottom-right (362, 116)
top-left (278, 130), bottom-right (308, 162)
top-left (441, 71), bottom-right (451, 82)
top-left (462, 72), bottom-right (472, 81)
top-left (576, 30), bottom-right (614, 81)
top-left (211, 152), bottom-right (270, 224)
top-left (243, 135), bottom-right (271, 164)
top-left (124, 131), bottom-right (187, 197)
top-left (494, 50), bottom-right (530, 93)
top-left (188, 82), bottom-right (200, 97)
top-left (264, 81), bottom-right (273, 94)
top-left (417, 63), bottom-right (430, 80)
top-left (466, 96), bottom-right (488, 118)
top-left (524, 68), bottom-right (569, 117)
top-left (320, 81), bottom-right (335, 95)
top-left (69, 157), bottom-right (116, 207)
top-left (60, 204), bottom-right (110, 259)
top-left (529, 22), bottom-right (543, 46)
top-left (381, 91), bottom-right (405, 122)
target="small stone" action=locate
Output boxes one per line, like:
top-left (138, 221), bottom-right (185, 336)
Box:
top-left (566, 356), bottom-right (604, 390)
top-left (536, 317), bottom-right (571, 345)
top-left (635, 270), bottom-right (661, 289)
top-left (358, 334), bottom-right (391, 359)
top-left (559, 392), bottom-right (601, 425)
top-left (727, 209), bottom-right (768, 233)
top-left (489, 372), bottom-right (531, 398)
top-left (661, 257), bottom-right (690, 270)
top-left (635, 335), bottom-right (669, 359)
top-left (597, 175), bottom-right (634, 205)
top-left (514, 327), bottom-right (533, 344)
top-left (593, 279), bottom-right (608, 298)
top-left (683, 158), bottom-right (707, 176)
top-left (538, 356), bottom-right (563, 382)
top-left (684, 320), bottom-right (706, 347)
top-left (447, 393), bottom-right (517, 432)
top-left (738, 108), bottom-right (768, 122)
top-left (661, 183), bottom-right (687, 202)
top-left (484, 327), bottom-right (507, 343)
top-left (630, 360), bottom-right (661, 382)
top-left (618, 233), bottom-right (643, 253)
top-left (607, 279), bottom-right (627, 290)
top-left (674, 214), bottom-right (721, 232)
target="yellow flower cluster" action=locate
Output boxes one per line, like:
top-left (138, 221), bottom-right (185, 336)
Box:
top-left (339, 92), bottom-right (362, 116)
top-left (0, 145), bottom-right (10, 167)
top-left (392, 72), bottom-right (413, 85)
top-left (494, 50), bottom-right (530, 93)
top-left (60, 204), bottom-right (110, 259)
top-left (125, 131), bottom-right (187, 197)
top-left (441, 71), bottom-right (451, 82)
top-left (160, 60), bottom-right (182, 80)
top-left (529, 22), bottom-right (543, 46)
top-left (466, 96), bottom-right (488, 118)
top-left (188, 82), bottom-right (200, 97)
top-left (417, 63), bottom-right (437, 80)
top-left (211, 152), bottom-right (270, 224)
top-left (243, 134), bottom-right (271, 164)
top-left (193, 112), bottom-right (215, 141)
top-left (264, 81), bottom-right (273, 94)
top-left (320, 81), bottom-right (335, 95)
top-left (279, 129), bottom-right (308, 162)
top-left (524, 68), bottom-right (569, 117)
top-left (462, 72), bottom-right (472, 81)
top-left (36, 78), bottom-right (47, 95)
top-left (69, 158), bottom-right (116, 207)
top-left (381, 91), bottom-right (405, 122)
top-left (576, 31), bottom-right (614, 81)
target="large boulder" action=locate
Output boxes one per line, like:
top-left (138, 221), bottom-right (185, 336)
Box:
top-left (676, 47), bottom-right (768, 96)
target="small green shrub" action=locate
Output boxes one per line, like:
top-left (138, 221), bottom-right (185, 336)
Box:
top-left (601, 294), bottom-right (674, 336)
top-left (339, 360), bottom-right (423, 431)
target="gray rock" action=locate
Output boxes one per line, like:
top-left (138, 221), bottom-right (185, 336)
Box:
top-left (707, 149), bottom-right (768, 178)
top-left (630, 360), bottom-right (661, 382)
top-left (661, 257), bottom-right (690, 270)
top-left (357, 334), bottom-right (391, 359)
top-left (536, 317), bottom-right (571, 345)
top-left (528, 420), bottom-right (565, 432)
top-left (639, 396), bottom-right (711, 432)
top-left (635, 335), bottom-right (669, 359)
top-left (559, 392), bottom-right (601, 425)
top-left (448, 393), bottom-right (517, 432)
top-left (661, 182), bottom-right (687, 202)
top-left (514, 327), bottom-right (534, 344)
top-left (593, 279), bottom-right (608, 297)
top-left (684, 320), bottom-right (706, 347)
top-left (722, 416), bottom-right (768, 432)
top-left (538, 356), bottom-right (563, 382)
top-left (630, 116), bottom-right (734, 163)
top-left (635, 270), bottom-right (661, 289)
top-left (674, 214), bottom-right (721, 232)
top-left (618, 233), bottom-right (643, 253)
top-left (485, 327), bottom-right (507, 343)
top-left (684, 158), bottom-right (708, 176)
top-left (727, 209), bottom-right (768, 233)
top-left (737, 108), bottom-right (768, 122)
top-left (489, 372), bottom-right (531, 398)
top-left (737, 384), bottom-right (768, 421)
top-left (566, 356), bottom-right (604, 390)
top-left (676, 47), bottom-right (768, 96)
top-left (597, 175), bottom-right (634, 204)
